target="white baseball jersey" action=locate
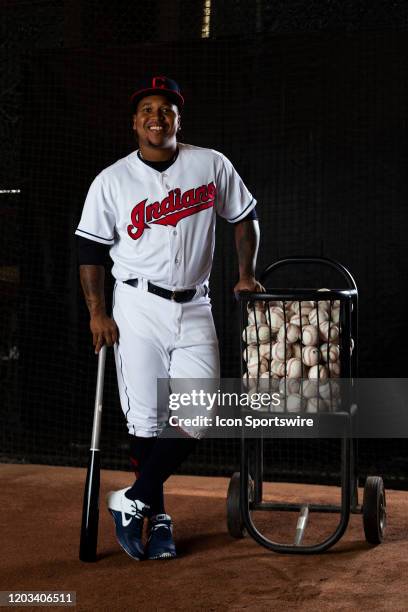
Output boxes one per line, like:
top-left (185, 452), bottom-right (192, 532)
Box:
top-left (75, 143), bottom-right (256, 290)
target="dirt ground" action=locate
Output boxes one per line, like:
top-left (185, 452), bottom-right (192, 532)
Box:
top-left (0, 464), bottom-right (407, 611)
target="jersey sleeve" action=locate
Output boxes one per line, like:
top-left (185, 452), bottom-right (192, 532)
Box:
top-left (215, 154), bottom-right (257, 223)
top-left (76, 236), bottom-right (110, 265)
top-left (75, 174), bottom-right (116, 245)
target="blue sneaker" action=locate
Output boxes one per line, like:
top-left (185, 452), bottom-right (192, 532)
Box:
top-left (106, 487), bottom-right (149, 560)
top-left (145, 514), bottom-right (177, 560)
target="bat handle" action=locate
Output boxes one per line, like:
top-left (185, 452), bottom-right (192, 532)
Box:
top-left (91, 345), bottom-right (107, 452)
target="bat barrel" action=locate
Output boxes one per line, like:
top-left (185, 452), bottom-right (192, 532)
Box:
top-left (79, 449), bottom-right (100, 562)
top-left (79, 345), bottom-right (107, 562)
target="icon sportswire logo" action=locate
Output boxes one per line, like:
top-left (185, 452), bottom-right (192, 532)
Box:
top-left (127, 182), bottom-right (216, 241)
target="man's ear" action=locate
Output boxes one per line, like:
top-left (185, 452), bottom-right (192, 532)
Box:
top-left (132, 115), bottom-right (137, 130)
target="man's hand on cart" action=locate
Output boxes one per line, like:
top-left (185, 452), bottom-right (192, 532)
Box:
top-left (234, 275), bottom-right (265, 296)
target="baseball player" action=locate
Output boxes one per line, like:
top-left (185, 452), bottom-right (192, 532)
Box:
top-left (76, 75), bottom-right (263, 561)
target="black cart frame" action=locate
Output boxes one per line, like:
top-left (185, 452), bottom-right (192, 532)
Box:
top-left (227, 256), bottom-right (386, 553)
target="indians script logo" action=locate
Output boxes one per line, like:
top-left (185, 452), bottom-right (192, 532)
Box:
top-left (127, 182), bottom-right (216, 241)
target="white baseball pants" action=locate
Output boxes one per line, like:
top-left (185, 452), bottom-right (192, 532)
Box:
top-left (112, 279), bottom-right (220, 437)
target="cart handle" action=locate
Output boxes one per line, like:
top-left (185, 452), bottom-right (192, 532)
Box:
top-left (260, 256), bottom-right (358, 291)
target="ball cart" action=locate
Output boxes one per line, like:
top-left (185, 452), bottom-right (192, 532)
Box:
top-left (226, 256), bottom-right (386, 553)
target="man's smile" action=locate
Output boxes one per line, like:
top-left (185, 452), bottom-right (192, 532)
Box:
top-left (146, 123), bottom-right (166, 133)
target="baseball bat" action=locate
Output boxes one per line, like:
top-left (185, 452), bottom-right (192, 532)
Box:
top-left (79, 344), bottom-right (107, 562)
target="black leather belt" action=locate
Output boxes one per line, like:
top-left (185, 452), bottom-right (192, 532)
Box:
top-left (124, 279), bottom-right (199, 303)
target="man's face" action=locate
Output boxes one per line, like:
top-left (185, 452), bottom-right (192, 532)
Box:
top-left (132, 95), bottom-right (180, 149)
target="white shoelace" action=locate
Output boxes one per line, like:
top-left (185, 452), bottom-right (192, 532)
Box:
top-left (151, 522), bottom-right (171, 531)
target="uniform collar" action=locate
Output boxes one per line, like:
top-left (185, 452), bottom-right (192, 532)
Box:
top-left (137, 147), bottom-right (179, 172)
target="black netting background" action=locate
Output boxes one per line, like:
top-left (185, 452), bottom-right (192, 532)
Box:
top-left (1, 1), bottom-right (408, 488)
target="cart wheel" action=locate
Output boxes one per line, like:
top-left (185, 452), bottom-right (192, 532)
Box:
top-left (363, 476), bottom-right (386, 545)
top-left (226, 472), bottom-right (254, 539)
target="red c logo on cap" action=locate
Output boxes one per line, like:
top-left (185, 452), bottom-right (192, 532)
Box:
top-left (152, 76), bottom-right (166, 89)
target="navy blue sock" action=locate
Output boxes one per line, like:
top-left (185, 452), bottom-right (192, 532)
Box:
top-left (127, 435), bottom-right (165, 515)
top-left (125, 434), bottom-right (198, 507)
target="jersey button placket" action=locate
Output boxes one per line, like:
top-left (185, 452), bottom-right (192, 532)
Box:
top-left (158, 173), bottom-right (174, 286)
top-left (162, 173), bottom-right (170, 191)
top-left (161, 173), bottom-right (172, 195)
top-left (161, 173), bottom-right (181, 287)
top-left (171, 238), bottom-right (182, 286)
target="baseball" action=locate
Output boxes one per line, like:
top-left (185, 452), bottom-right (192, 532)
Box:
top-left (286, 357), bottom-right (303, 378)
top-left (266, 306), bottom-right (286, 332)
top-left (247, 310), bottom-right (266, 325)
top-left (271, 300), bottom-right (293, 313)
top-left (278, 323), bottom-right (301, 344)
top-left (316, 288), bottom-right (333, 310)
top-left (308, 365), bottom-right (329, 380)
top-left (259, 373), bottom-right (280, 395)
top-left (262, 376), bottom-right (281, 395)
top-left (292, 300), bottom-right (314, 315)
top-left (320, 343), bottom-right (340, 362)
top-left (257, 324), bottom-right (272, 342)
top-left (317, 290), bottom-right (340, 311)
top-left (242, 342), bottom-right (271, 362)
top-left (243, 324), bottom-right (271, 344)
top-left (306, 397), bottom-right (328, 413)
top-left (247, 357), bottom-right (269, 377)
top-left (270, 401), bottom-right (285, 413)
top-left (242, 325), bottom-right (254, 344)
top-left (279, 377), bottom-right (301, 396)
top-left (242, 373), bottom-right (257, 389)
top-left (319, 321), bottom-right (339, 342)
top-left (328, 361), bottom-right (341, 378)
top-left (290, 314), bottom-right (309, 327)
top-left (283, 304), bottom-right (295, 319)
top-left (302, 346), bottom-right (320, 367)
top-left (350, 337), bottom-right (354, 354)
top-left (259, 342), bottom-right (273, 360)
top-left (243, 345), bottom-right (257, 362)
top-left (247, 301), bottom-right (264, 314)
top-left (300, 379), bottom-right (319, 399)
top-left (308, 307), bottom-right (329, 326)
top-left (270, 375), bottom-right (281, 392)
top-left (291, 342), bottom-right (302, 358)
top-left (271, 341), bottom-right (292, 361)
top-left (330, 307), bottom-right (340, 324)
top-left (301, 325), bottom-right (319, 346)
top-left (271, 359), bottom-right (286, 377)
top-left (318, 289), bottom-right (340, 312)
top-left (286, 393), bottom-right (306, 413)
top-left (319, 380), bottom-right (340, 400)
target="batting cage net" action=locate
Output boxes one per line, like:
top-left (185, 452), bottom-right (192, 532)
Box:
top-left (1, 0), bottom-right (408, 487)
